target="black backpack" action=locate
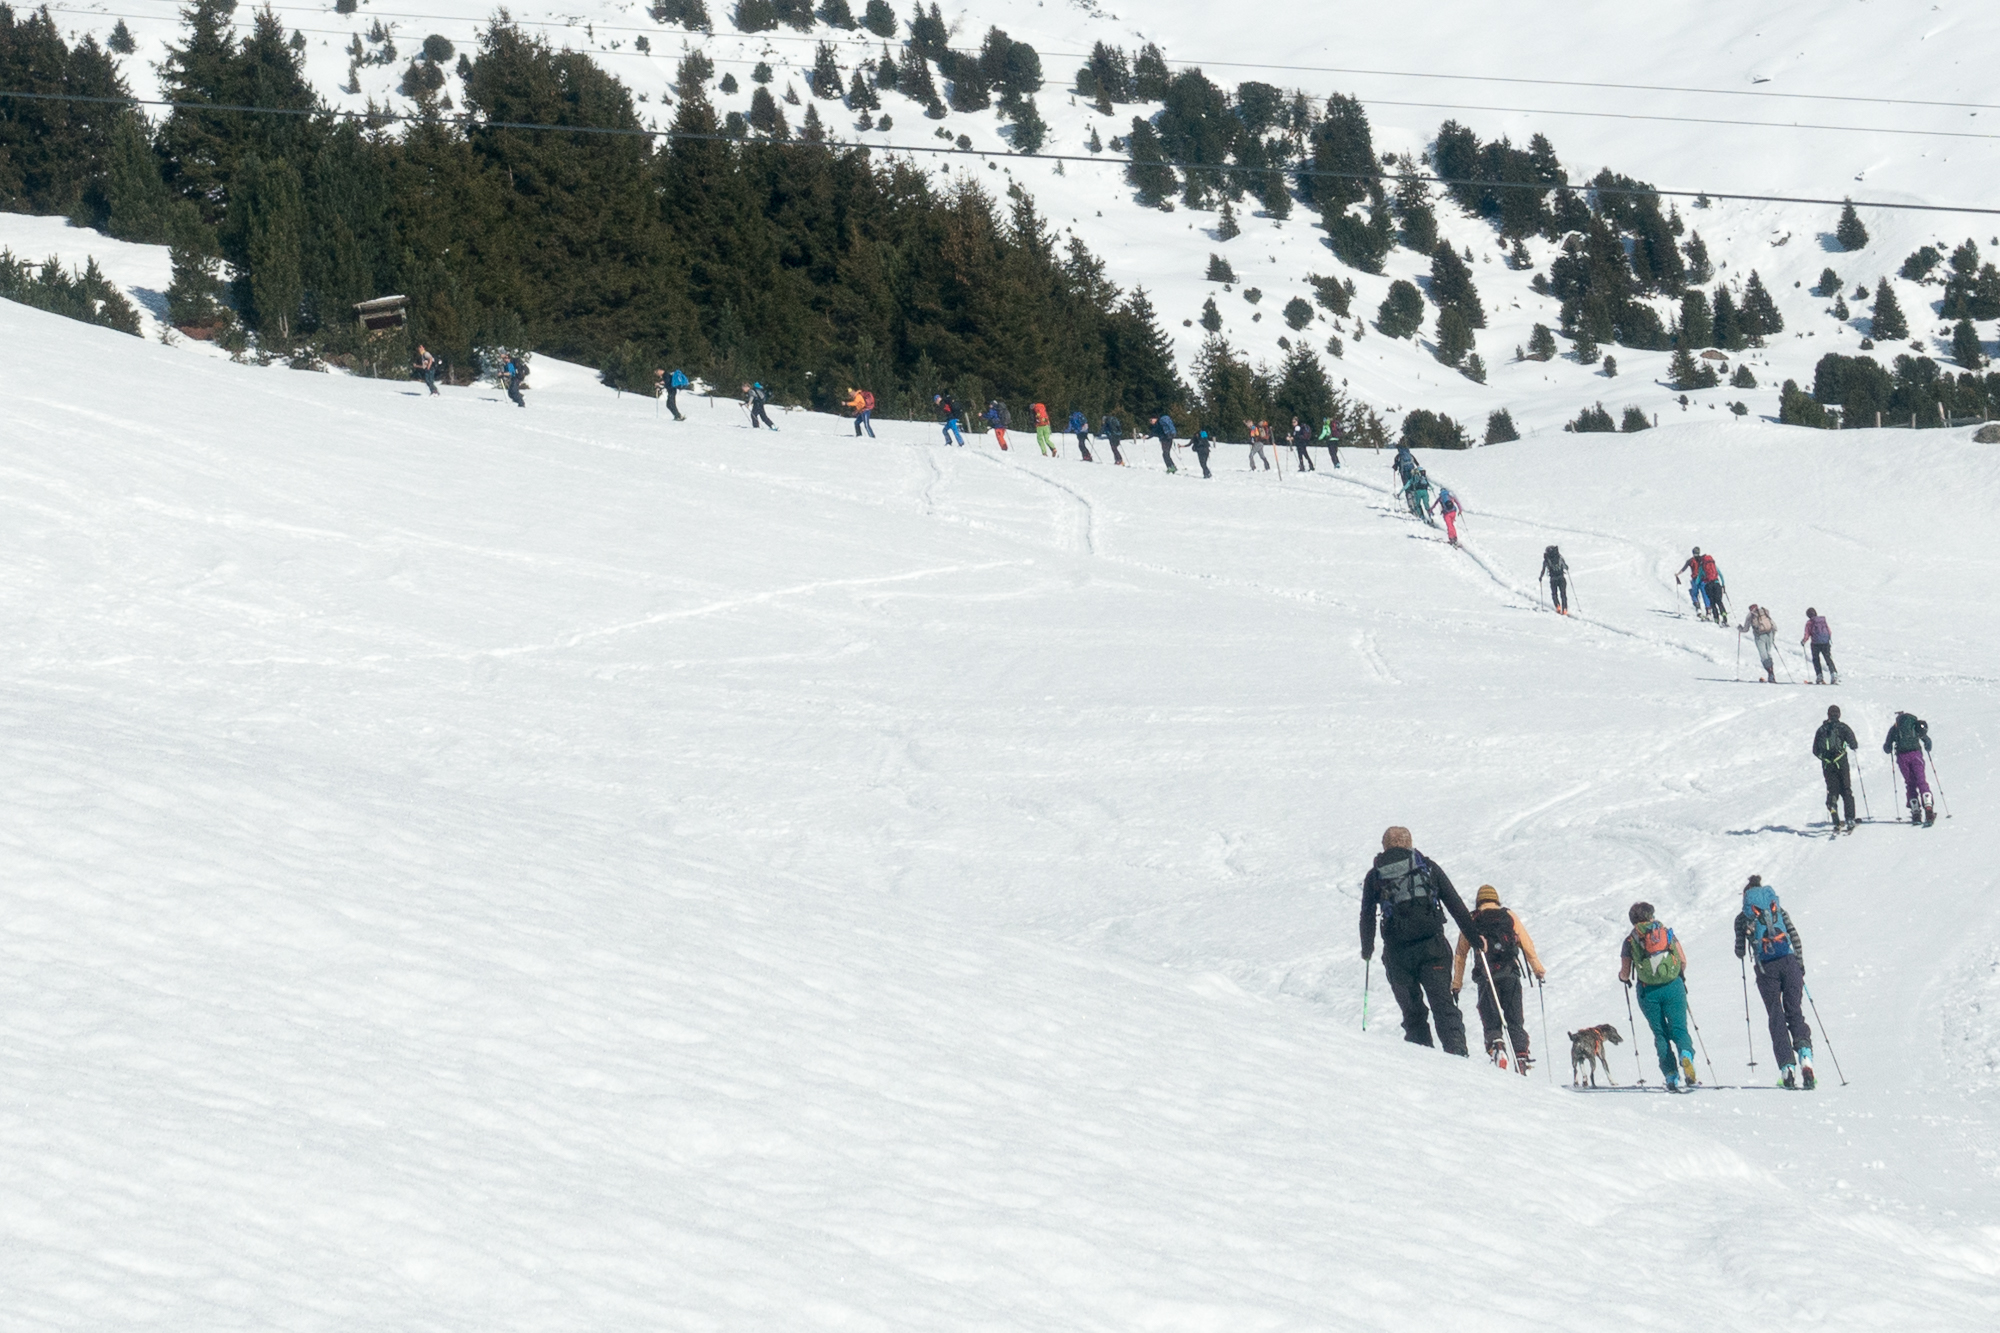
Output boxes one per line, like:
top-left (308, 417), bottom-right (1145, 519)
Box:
top-left (1471, 906), bottom-right (1519, 972)
top-left (1375, 851), bottom-right (1446, 944)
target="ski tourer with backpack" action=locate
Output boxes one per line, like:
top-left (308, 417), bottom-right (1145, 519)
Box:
top-left (1734, 876), bottom-right (1816, 1089)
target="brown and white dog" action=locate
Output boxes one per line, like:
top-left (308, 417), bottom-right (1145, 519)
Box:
top-left (1569, 1024), bottom-right (1625, 1087)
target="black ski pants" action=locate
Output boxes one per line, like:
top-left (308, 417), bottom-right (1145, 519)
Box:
top-left (1075, 431), bottom-right (1092, 461)
top-left (1705, 579), bottom-right (1727, 620)
top-left (1159, 437), bottom-right (1176, 470)
top-left (1754, 953), bottom-right (1811, 1067)
top-left (1822, 758), bottom-right (1855, 823)
top-left (750, 401), bottom-right (775, 429)
top-left (1383, 934), bottom-right (1468, 1056)
top-left (1548, 576), bottom-right (1569, 612)
top-left (1810, 642), bottom-right (1837, 682)
top-left (1294, 442), bottom-right (1315, 469)
top-left (666, 386), bottom-right (683, 420)
top-left (1472, 957), bottom-right (1530, 1057)
top-left (1192, 444), bottom-right (1212, 478)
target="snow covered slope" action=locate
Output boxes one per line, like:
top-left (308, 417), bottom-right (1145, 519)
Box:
top-left (3, 299), bottom-right (1999, 1328)
top-left (30, 0), bottom-right (2000, 434)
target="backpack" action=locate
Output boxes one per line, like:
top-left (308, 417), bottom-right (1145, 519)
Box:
top-left (1374, 850), bottom-right (1446, 945)
top-left (861, 390), bottom-right (876, 411)
top-left (1813, 721), bottom-right (1848, 764)
top-left (1544, 547), bottom-right (1566, 577)
top-left (670, 370), bottom-right (689, 389)
top-left (1470, 906), bottom-right (1519, 972)
top-left (1156, 414), bottom-right (1176, 438)
top-left (1699, 554), bottom-right (1719, 582)
top-left (1742, 887), bottom-right (1794, 965)
top-left (1890, 713), bottom-right (1926, 752)
top-left (1628, 922), bottom-right (1683, 987)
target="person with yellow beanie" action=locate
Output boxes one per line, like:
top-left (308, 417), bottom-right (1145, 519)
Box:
top-left (1451, 884), bottom-right (1547, 1073)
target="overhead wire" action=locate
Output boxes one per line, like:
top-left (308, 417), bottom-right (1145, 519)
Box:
top-left (6, 85), bottom-right (2000, 216)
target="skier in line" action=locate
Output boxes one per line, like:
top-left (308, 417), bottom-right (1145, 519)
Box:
top-left (1101, 412), bottom-right (1125, 465)
top-left (1733, 875), bottom-right (1815, 1088)
top-left (1360, 826), bottom-right (1478, 1056)
top-left (1151, 413), bottom-right (1177, 473)
top-left (1318, 416), bottom-right (1342, 468)
top-left (1392, 443), bottom-right (1416, 485)
top-left (501, 356), bottom-right (527, 408)
top-left (744, 382), bottom-right (777, 430)
top-left (934, 394), bottom-right (966, 447)
top-left (1801, 608), bottom-right (1839, 685)
top-left (983, 400), bottom-right (1012, 451)
top-left (1289, 417), bottom-right (1316, 471)
top-left (1190, 429), bottom-right (1214, 478)
top-left (1243, 419), bottom-right (1270, 471)
top-left (1402, 465), bottom-right (1434, 523)
top-left (1883, 709), bottom-right (1936, 825)
top-left (1737, 603), bottom-right (1779, 683)
top-left (1677, 548), bottom-right (1725, 623)
top-left (658, 367), bottom-right (689, 421)
top-left (414, 344), bottom-right (440, 396)
top-left (843, 386), bottom-right (875, 437)
top-left (1619, 901), bottom-right (1700, 1089)
top-left (1432, 486), bottom-right (1464, 546)
top-left (1540, 545), bottom-right (1571, 615)
top-left (1067, 409), bottom-right (1093, 461)
top-left (1032, 402), bottom-right (1056, 457)
top-left (1450, 884), bottom-right (1547, 1073)
top-left (1813, 704), bottom-right (1859, 832)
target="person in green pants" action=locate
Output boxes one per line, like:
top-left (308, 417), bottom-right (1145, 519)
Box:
top-left (1618, 901), bottom-right (1699, 1088)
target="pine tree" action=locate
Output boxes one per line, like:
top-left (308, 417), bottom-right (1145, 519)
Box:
top-left (1427, 243), bottom-right (1484, 327)
top-left (811, 43), bottom-right (841, 97)
top-left (862, 0), bottom-right (897, 37)
top-left (1463, 352), bottom-right (1486, 384)
top-left (238, 154), bottom-right (304, 345)
top-left (1484, 408), bottom-right (1519, 443)
top-left (1742, 270), bottom-right (1784, 341)
top-left (1677, 289), bottom-right (1713, 348)
top-left (1132, 42), bottom-right (1169, 100)
top-left (846, 69), bottom-right (878, 110)
top-left (1125, 119), bottom-right (1177, 206)
top-left (749, 85), bottom-right (788, 136)
top-left (1602, 355), bottom-right (1617, 378)
top-left (1621, 406), bottom-right (1651, 433)
top-left (1571, 325), bottom-right (1599, 365)
top-left (1712, 285), bottom-right (1744, 350)
top-left (1434, 304), bottom-right (1474, 366)
top-left (1870, 278), bottom-right (1908, 340)
top-left (1836, 199), bottom-right (1869, 251)
top-left (1527, 323), bottom-right (1557, 361)
top-left (1273, 341), bottom-right (1334, 425)
top-left (1812, 267), bottom-right (1840, 297)
top-left (1217, 198), bottom-right (1239, 240)
top-left (99, 111), bottom-right (176, 244)
top-left (1730, 364), bottom-right (1757, 389)
top-left (1200, 296), bottom-right (1222, 331)
top-left (1205, 253), bottom-right (1236, 283)
top-left (1009, 97), bottom-right (1047, 154)
top-left (1569, 403), bottom-right (1615, 433)
top-left (1394, 162), bottom-right (1437, 254)
top-left (1683, 231), bottom-right (1713, 284)
top-left (1833, 295), bottom-right (1850, 321)
top-left (109, 18), bottom-right (136, 53)
top-left (1377, 280), bottom-right (1424, 339)
top-left (816, 0), bottom-right (856, 29)
top-left (800, 103), bottom-right (825, 142)
top-left (1953, 317), bottom-right (1984, 369)
top-left (1087, 124), bottom-right (1102, 153)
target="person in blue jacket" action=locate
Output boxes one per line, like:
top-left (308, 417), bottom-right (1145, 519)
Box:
top-left (1151, 413), bottom-right (1177, 473)
top-left (1068, 409), bottom-right (1094, 461)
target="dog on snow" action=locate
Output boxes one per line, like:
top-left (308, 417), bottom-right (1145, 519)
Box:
top-left (1569, 1024), bottom-right (1624, 1087)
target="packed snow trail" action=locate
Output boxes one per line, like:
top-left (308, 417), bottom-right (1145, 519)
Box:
top-left (1, 304), bottom-right (1997, 1329)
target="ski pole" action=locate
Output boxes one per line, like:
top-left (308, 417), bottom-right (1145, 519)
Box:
top-left (1855, 759), bottom-right (1872, 820)
top-left (1361, 958), bottom-right (1371, 1031)
top-left (1685, 992), bottom-right (1720, 1085)
top-left (1622, 981), bottom-right (1647, 1084)
top-left (1534, 972), bottom-right (1552, 1082)
top-left (1802, 983), bottom-right (1849, 1086)
top-left (1738, 955), bottom-right (1760, 1074)
top-left (1474, 948), bottom-right (1522, 1072)
top-left (1927, 752), bottom-right (1953, 818)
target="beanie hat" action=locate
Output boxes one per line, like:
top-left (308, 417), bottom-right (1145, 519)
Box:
top-left (1828, 705), bottom-right (1841, 720)
top-left (1382, 825), bottom-right (1413, 850)
top-left (1629, 901), bottom-right (1655, 925)
top-left (1475, 885), bottom-right (1501, 908)
top-left (1745, 874), bottom-right (1762, 890)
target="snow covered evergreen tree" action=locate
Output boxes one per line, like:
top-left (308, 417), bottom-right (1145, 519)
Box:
top-left (1871, 279), bottom-right (1908, 341)
top-left (1835, 199), bottom-right (1869, 251)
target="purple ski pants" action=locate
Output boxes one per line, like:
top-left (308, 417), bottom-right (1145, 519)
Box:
top-left (1897, 749), bottom-right (1931, 798)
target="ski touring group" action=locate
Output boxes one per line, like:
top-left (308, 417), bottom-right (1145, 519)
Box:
top-left (1358, 826), bottom-right (1846, 1093)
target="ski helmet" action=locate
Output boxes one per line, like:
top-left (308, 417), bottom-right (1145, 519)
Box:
top-left (1806, 606), bottom-right (1817, 617)
top-left (1692, 546), bottom-right (1701, 555)
top-left (1828, 705), bottom-right (1841, 720)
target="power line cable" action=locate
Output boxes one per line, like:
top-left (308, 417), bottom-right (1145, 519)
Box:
top-left (5, 86), bottom-right (1998, 215)
top-left (46, 1), bottom-right (2000, 113)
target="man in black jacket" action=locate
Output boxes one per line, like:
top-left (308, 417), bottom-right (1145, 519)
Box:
top-left (1812, 705), bottom-right (1859, 832)
top-left (1360, 826), bottom-right (1479, 1055)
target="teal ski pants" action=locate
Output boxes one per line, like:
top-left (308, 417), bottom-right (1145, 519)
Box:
top-left (1637, 978), bottom-right (1693, 1081)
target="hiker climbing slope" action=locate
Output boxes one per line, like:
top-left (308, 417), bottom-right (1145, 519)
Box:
top-left (1359, 826), bottom-right (1479, 1057)
top-left (1734, 875), bottom-right (1815, 1089)
top-left (1451, 885), bottom-right (1547, 1073)
top-left (1883, 710), bottom-right (1937, 825)
top-left (1813, 705), bottom-right (1859, 831)
top-left (1540, 546), bottom-right (1571, 615)
top-left (1620, 901), bottom-right (1699, 1089)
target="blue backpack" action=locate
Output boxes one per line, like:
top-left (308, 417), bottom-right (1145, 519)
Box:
top-left (1743, 885), bottom-right (1794, 964)
top-left (669, 369), bottom-right (689, 388)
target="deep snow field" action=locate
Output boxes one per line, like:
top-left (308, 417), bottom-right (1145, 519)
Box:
top-left (3, 300), bottom-right (1999, 1328)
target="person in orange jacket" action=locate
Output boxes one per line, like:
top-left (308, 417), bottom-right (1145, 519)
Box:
top-left (844, 386), bottom-right (876, 437)
top-left (1450, 884), bottom-right (1548, 1072)
top-left (1031, 402), bottom-right (1058, 457)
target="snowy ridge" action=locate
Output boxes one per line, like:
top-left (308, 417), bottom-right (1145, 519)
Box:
top-left (23, 0), bottom-right (2000, 433)
top-left (2, 299), bottom-right (1998, 1327)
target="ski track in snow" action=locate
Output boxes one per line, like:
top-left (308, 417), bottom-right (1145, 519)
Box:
top-left (2, 303), bottom-right (2000, 1328)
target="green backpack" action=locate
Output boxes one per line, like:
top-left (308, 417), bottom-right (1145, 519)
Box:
top-left (1628, 921), bottom-right (1683, 987)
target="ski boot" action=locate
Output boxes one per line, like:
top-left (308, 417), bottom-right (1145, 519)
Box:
top-left (1799, 1048), bottom-right (1817, 1090)
top-left (1516, 1051), bottom-right (1534, 1077)
top-left (1486, 1040), bottom-right (1509, 1070)
top-left (1680, 1054), bottom-right (1699, 1086)
top-left (1845, 819), bottom-right (1857, 834)
top-left (1923, 793), bottom-right (1937, 826)
top-left (1781, 1064), bottom-right (1799, 1089)
top-left (1912, 802), bottom-right (1925, 826)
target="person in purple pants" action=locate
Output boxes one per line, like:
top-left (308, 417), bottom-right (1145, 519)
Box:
top-left (1883, 710), bottom-right (1935, 825)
